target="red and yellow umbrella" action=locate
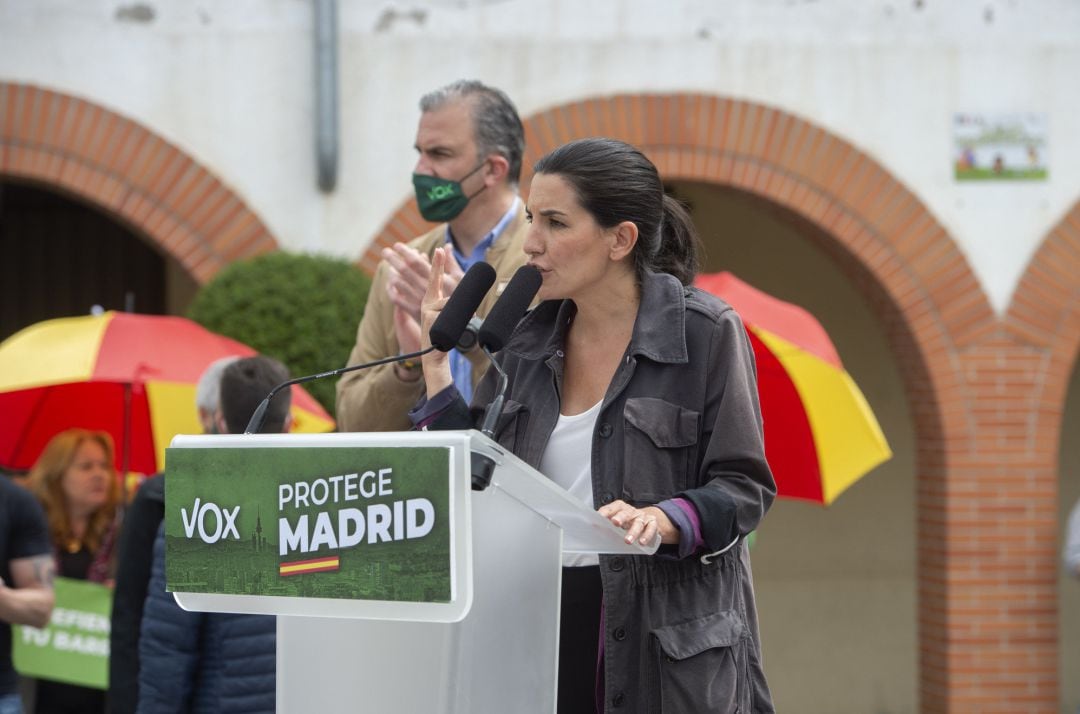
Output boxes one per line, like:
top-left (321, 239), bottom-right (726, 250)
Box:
top-left (695, 272), bottom-right (891, 505)
top-left (0, 311), bottom-right (334, 475)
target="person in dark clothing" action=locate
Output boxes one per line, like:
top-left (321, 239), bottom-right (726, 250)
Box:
top-left (107, 357), bottom-right (236, 714)
top-left (105, 474), bottom-right (162, 714)
top-left (136, 356), bottom-right (291, 714)
top-left (0, 476), bottom-right (54, 714)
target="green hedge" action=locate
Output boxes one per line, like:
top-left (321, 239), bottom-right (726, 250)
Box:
top-left (187, 252), bottom-right (371, 419)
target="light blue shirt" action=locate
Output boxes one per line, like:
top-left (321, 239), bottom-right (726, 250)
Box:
top-left (445, 197), bottom-right (520, 402)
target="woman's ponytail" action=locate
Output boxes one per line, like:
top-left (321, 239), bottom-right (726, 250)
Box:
top-left (651, 193), bottom-right (700, 286)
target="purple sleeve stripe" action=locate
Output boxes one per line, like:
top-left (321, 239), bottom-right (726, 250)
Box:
top-left (408, 385), bottom-right (461, 430)
top-left (656, 498), bottom-right (702, 560)
top-left (671, 497), bottom-right (704, 550)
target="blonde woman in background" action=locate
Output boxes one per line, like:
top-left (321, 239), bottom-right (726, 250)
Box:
top-left (28, 429), bottom-right (120, 714)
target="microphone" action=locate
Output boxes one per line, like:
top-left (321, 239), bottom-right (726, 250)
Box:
top-left (429, 261), bottom-right (497, 351)
top-left (476, 265), bottom-right (543, 438)
top-left (476, 264), bottom-right (542, 353)
top-left (244, 261), bottom-right (497, 434)
top-left (468, 265), bottom-right (542, 490)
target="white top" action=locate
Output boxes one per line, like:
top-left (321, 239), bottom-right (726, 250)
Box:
top-left (538, 400), bottom-right (603, 567)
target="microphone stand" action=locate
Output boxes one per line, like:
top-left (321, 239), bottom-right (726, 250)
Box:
top-left (471, 346), bottom-right (509, 491)
top-left (243, 346), bottom-right (435, 434)
top-left (478, 347), bottom-right (507, 438)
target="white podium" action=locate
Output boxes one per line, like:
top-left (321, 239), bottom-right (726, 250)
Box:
top-left (166, 430), bottom-right (656, 714)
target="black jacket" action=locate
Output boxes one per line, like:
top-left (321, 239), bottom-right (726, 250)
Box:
top-left (137, 524), bottom-right (276, 713)
top-left (107, 474), bottom-right (164, 714)
top-left (431, 271), bottom-right (777, 712)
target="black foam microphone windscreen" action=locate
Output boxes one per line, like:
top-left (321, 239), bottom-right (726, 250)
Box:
top-left (428, 261), bottom-right (497, 352)
top-left (477, 265), bottom-right (542, 352)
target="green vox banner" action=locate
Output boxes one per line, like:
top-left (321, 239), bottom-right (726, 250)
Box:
top-left (13, 577), bottom-right (111, 689)
top-left (164, 446), bottom-right (452, 604)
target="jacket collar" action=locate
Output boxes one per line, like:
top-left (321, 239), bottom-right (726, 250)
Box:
top-left (506, 271), bottom-right (688, 364)
top-left (478, 198), bottom-right (525, 265)
top-left (630, 271), bottom-right (688, 363)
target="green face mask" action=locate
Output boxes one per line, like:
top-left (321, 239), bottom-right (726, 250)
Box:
top-left (412, 162), bottom-right (486, 222)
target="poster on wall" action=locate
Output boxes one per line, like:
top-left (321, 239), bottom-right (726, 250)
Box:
top-left (954, 113), bottom-right (1047, 181)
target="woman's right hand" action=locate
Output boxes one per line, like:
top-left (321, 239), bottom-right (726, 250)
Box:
top-left (419, 246), bottom-right (455, 398)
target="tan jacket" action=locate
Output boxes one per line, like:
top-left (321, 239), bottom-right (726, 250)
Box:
top-left (335, 204), bottom-right (529, 432)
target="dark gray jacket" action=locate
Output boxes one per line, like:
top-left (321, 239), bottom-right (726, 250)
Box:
top-left (437, 271), bottom-right (776, 713)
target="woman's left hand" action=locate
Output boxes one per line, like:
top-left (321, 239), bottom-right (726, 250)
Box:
top-left (418, 246), bottom-right (455, 397)
top-left (598, 500), bottom-right (679, 546)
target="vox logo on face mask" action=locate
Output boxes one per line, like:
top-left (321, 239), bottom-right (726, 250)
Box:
top-left (180, 498), bottom-right (241, 544)
top-left (426, 184), bottom-right (457, 201)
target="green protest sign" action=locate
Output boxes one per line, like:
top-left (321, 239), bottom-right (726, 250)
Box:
top-left (13, 577), bottom-right (111, 689)
top-left (164, 445), bottom-right (453, 604)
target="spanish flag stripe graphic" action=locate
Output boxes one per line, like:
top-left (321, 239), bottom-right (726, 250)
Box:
top-left (279, 556), bottom-right (340, 577)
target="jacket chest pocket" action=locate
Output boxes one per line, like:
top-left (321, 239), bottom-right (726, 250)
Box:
top-left (651, 610), bottom-right (749, 714)
top-left (621, 397), bottom-right (699, 502)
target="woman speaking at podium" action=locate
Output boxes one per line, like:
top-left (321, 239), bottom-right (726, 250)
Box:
top-left (412, 138), bottom-right (776, 713)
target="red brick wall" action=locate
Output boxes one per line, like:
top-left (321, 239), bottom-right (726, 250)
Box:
top-left (0, 83), bottom-right (278, 283)
top-left (368, 93), bottom-right (1076, 712)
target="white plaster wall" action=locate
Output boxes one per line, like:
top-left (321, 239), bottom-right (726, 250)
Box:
top-left (2, 0), bottom-right (1079, 311)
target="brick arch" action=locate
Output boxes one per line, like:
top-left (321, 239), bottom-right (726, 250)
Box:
top-left (1008, 201), bottom-right (1080, 446)
top-left (366, 92), bottom-right (992, 455)
top-left (1012, 200), bottom-right (1080, 714)
top-left (366, 96), bottom-right (992, 375)
top-left (0, 83), bottom-right (278, 284)
top-left (978, 199), bottom-right (1080, 713)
